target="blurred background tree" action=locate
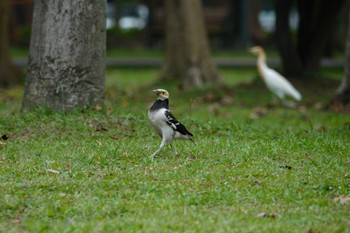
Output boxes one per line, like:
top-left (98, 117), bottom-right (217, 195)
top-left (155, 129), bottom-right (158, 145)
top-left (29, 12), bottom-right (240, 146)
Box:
top-left (276, 0), bottom-right (345, 77)
top-left (8, 0), bottom-right (347, 52)
top-left (3, 0), bottom-right (349, 110)
top-left (0, 0), bottom-right (22, 88)
top-left (159, 0), bottom-right (222, 88)
top-left (331, 1), bottom-right (350, 111)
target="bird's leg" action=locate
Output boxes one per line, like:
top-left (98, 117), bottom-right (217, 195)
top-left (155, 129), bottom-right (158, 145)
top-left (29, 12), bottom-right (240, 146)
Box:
top-left (269, 95), bottom-right (279, 108)
top-left (282, 100), bottom-right (297, 109)
top-left (150, 138), bottom-right (166, 159)
top-left (170, 144), bottom-right (179, 157)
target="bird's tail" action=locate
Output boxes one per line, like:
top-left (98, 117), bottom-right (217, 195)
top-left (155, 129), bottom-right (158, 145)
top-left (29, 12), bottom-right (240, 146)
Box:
top-left (290, 88), bottom-right (302, 101)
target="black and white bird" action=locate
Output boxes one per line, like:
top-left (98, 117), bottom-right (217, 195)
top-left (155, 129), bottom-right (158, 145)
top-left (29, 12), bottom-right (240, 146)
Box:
top-left (148, 89), bottom-right (193, 158)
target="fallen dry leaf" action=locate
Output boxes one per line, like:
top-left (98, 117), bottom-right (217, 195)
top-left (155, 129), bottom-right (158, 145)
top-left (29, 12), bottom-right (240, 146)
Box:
top-left (95, 103), bottom-right (103, 111)
top-left (220, 95), bottom-right (233, 105)
top-left (249, 107), bottom-right (268, 120)
top-left (0, 141), bottom-right (6, 147)
top-left (278, 164), bottom-right (293, 170)
top-left (47, 169), bottom-right (60, 174)
top-left (207, 103), bottom-right (221, 115)
top-left (256, 212), bottom-right (278, 219)
top-left (282, 101), bottom-right (298, 109)
top-left (307, 228), bottom-right (320, 233)
top-left (96, 125), bottom-right (108, 131)
top-left (204, 92), bottom-right (216, 102)
top-left (317, 125), bottom-right (328, 132)
top-left (333, 196), bottom-right (350, 205)
top-left (10, 215), bottom-right (22, 224)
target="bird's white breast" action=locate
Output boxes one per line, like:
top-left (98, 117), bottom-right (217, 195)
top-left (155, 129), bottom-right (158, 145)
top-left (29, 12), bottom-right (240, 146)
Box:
top-left (148, 109), bottom-right (171, 136)
top-left (148, 108), bottom-right (187, 142)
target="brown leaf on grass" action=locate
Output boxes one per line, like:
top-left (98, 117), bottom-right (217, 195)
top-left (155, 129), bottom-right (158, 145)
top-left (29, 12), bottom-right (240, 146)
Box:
top-left (317, 125), bottom-right (328, 132)
top-left (278, 164), bottom-right (293, 170)
top-left (96, 125), bottom-right (108, 131)
top-left (256, 212), bottom-right (278, 219)
top-left (10, 215), bottom-right (22, 224)
top-left (110, 135), bottom-right (121, 140)
top-left (208, 103), bottom-right (220, 115)
top-left (328, 99), bottom-right (349, 113)
top-left (307, 228), bottom-right (320, 233)
top-left (249, 107), bottom-right (268, 120)
top-left (333, 196), bottom-right (350, 205)
top-left (220, 95), bottom-right (233, 105)
top-left (282, 101), bottom-right (298, 109)
top-left (204, 92), bottom-right (217, 102)
top-left (95, 103), bottom-right (103, 111)
top-left (0, 141), bottom-right (6, 147)
top-left (314, 102), bottom-right (325, 111)
top-left (47, 169), bottom-right (60, 174)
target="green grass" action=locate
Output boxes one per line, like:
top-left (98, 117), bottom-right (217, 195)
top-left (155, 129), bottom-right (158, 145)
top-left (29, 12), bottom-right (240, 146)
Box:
top-left (1, 67), bottom-right (349, 233)
top-left (10, 47), bottom-right (267, 60)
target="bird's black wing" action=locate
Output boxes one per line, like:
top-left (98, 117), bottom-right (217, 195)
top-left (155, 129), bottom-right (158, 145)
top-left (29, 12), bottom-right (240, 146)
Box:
top-left (164, 110), bottom-right (193, 136)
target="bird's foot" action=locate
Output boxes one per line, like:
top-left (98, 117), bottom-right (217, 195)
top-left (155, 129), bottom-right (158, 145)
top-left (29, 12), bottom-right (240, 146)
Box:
top-left (282, 101), bottom-right (297, 109)
top-left (172, 151), bottom-right (180, 157)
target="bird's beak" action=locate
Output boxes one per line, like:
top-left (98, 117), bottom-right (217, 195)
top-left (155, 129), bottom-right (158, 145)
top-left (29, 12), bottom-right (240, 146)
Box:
top-left (152, 89), bottom-right (160, 95)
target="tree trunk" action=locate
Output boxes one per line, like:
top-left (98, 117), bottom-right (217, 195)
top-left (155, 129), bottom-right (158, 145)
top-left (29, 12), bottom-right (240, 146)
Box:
top-left (330, 2), bottom-right (350, 112)
top-left (0, 0), bottom-right (23, 88)
top-left (248, 0), bottom-right (265, 45)
top-left (159, 0), bottom-right (222, 88)
top-left (159, 0), bottom-right (185, 81)
top-left (276, 0), bottom-right (345, 77)
top-left (275, 0), bottom-right (302, 77)
top-left (22, 0), bottom-right (106, 111)
top-left (297, 0), bottom-right (345, 74)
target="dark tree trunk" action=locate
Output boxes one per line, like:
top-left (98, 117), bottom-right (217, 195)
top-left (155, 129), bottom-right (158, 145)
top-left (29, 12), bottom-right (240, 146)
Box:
top-left (276, 0), bottom-right (345, 77)
top-left (159, 0), bottom-right (184, 81)
top-left (297, 0), bottom-right (345, 74)
top-left (330, 3), bottom-right (350, 112)
top-left (0, 0), bottom-right (23, 88)
top-left (22, 0), bottom-right (106, 111)
top-left (275, 0), bottom-right (302, 77)
top-left (159, 0), bottom-right (222, 88)
top-left (248, 0), bottom-right (265, 45)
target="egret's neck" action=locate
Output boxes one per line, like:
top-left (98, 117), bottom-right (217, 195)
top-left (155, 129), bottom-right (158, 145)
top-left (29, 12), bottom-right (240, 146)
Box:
top-left (256, 51), bottom-right (267, 79)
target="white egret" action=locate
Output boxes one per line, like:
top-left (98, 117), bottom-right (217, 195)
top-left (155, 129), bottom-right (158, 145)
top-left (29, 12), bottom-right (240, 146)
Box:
top-left (249, 46), bottom-right (302, 102)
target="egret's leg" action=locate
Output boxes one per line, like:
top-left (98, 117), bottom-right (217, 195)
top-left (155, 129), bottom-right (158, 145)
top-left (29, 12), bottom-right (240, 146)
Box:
top-left (280, 99), bottom-right (291, 119)
top-left (269, 95), bottom-right (279, 107)
top-left (150, 138), bottom-right (166, 159)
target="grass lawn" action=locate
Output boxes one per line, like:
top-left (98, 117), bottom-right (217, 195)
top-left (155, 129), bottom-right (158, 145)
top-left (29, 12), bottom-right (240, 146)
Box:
top-left (10, 46), bottom-right (274, 60)
top-left (0, 67), bottom-right (349, 233)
